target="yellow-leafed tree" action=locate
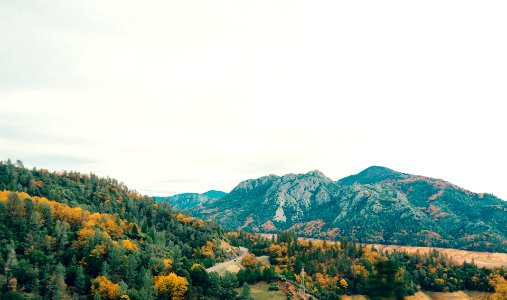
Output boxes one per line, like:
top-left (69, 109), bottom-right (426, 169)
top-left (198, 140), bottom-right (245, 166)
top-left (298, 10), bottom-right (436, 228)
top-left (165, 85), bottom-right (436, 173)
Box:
top-left (154, 273), bottom-right (189, 300)
top-left (91, 276), bottom-right (120, 300)
top-left (489, 274), bottom-right (507, 300)
top-left (121, 239), bottom-right (138, 251)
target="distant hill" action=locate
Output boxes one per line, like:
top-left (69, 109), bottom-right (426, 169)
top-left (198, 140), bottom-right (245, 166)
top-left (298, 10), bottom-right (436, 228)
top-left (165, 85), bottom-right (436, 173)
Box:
top-left (203, 190), bottom-right (227, 199)
top-left (166, 190), bottom-right (227, 210)
top-left (179, 166), bottom-right (507, 252)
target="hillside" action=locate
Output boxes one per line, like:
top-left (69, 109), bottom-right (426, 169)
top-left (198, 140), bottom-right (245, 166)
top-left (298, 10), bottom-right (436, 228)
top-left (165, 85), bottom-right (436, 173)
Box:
top-left (0, 160), bottom-right (240, 300)
top-left (173, 166), bottom-right (507, 252)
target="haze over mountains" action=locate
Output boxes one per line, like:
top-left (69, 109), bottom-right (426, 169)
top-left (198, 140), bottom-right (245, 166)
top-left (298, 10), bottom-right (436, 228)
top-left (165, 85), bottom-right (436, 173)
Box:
top-left (167, 166), bottom-right (507, 253)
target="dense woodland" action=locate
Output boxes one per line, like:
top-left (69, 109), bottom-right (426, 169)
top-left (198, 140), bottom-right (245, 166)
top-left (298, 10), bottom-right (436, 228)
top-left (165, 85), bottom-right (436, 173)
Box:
top-left (1, 160), bottom-right (506, 299)
top-left (0, 160), bottom-right (240, 299)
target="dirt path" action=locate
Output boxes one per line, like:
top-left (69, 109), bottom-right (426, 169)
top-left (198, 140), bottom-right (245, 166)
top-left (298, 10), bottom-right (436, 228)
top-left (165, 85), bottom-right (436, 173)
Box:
top-left (206, 246), bottom-right (248, 274)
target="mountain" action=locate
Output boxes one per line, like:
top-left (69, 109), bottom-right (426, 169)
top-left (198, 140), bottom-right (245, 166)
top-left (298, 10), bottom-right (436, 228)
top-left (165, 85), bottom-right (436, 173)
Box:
top-left (182, 166), bottom-right (507, 252)
top-left (337, 166), bottom-right (408, 185)
top-left (203, 190), bottom-right (228, 199)
top-left (166, 190), bottom-right (227, 210)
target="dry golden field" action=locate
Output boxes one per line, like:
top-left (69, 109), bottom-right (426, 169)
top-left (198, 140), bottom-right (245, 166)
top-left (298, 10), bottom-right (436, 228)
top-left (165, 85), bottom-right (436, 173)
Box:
top-left (367, 244), bottom-right (507, 269)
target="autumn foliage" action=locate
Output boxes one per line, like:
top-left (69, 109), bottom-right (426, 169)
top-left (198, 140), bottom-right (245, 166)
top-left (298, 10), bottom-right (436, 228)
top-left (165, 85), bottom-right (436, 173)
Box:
top-left (489, 274), bottom-right (507, 300)
top-left (154, 273), bottom-right (189, 300)
top-left (0, 161), bottom-right (233, 300)
top-left (91, 276), bottom-right (120, 299)
top-left (241, 253), bottom-right (257, 268)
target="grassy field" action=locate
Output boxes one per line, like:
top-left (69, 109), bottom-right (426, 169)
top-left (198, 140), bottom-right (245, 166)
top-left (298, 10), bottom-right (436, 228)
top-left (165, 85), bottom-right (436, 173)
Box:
top-left (422, 290), bottom-right (492, 300)
top-left (241, 282), bottom-right (493, 300)
top-left (236, 282), bottom-right (287, 300)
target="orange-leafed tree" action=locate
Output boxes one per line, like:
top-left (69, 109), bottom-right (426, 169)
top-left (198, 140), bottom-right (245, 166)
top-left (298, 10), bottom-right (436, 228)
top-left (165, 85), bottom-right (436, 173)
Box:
top-left (241, 253), bottom-right (257, 268)
top-left (200, 241), bottom-right (215, 258)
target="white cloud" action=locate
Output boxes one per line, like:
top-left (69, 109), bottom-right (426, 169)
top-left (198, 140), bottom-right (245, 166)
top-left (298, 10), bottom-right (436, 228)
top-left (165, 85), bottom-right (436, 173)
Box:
top-left (1, 0), bottom-right (506, 198)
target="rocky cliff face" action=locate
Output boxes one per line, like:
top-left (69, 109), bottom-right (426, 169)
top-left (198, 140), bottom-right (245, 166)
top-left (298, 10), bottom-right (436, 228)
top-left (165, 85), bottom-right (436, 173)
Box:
top-left (262, 170), bottom-right (338, 222)
top-left (170, 167), bottom-right (507, 252)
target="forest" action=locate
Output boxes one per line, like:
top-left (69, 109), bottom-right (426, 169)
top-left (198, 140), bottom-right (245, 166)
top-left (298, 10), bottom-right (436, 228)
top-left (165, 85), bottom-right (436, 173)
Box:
top-left (0, 160), bottom-right (241, 299)
top-left (0, 160), bottom-right (506, 299)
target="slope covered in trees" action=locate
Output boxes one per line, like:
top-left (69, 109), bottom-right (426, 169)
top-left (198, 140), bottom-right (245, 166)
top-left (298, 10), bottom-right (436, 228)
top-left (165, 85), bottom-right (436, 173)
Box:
top-left (0, 160), bottom-right (239, 299)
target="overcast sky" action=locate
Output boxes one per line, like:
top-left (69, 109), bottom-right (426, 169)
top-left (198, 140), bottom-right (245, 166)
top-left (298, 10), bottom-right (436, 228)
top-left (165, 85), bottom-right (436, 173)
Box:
top-left (1, 1), bottom-right (506, 199)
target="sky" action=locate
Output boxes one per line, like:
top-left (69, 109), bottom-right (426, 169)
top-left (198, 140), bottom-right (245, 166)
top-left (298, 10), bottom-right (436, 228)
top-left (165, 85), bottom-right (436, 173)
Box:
top-left (1, 1), bottom-right (506, 198)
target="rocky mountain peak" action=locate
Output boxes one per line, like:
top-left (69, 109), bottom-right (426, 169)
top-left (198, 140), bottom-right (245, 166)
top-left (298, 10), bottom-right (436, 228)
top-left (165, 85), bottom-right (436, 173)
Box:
top-left (234, 174), bottom-right (280, 191)
top-left (177, 166), bottom-right (507, 252)
top-left (306, 169), bottom-right (326, 177)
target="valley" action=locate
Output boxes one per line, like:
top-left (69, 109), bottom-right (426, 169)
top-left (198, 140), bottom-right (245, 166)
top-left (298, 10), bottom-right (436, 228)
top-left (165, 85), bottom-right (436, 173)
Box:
top-left (1, 161), bottom-right (506, 299)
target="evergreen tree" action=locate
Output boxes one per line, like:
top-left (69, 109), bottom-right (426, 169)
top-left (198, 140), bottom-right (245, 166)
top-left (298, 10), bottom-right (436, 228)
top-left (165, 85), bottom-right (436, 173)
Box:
top-left (190, 264), bottom-right (210, 293)
top-left (48, 263), bottom-right (68, 300)
top-left (240, 282), bottom-right (253, 300)
top-left (75, 266), bottom-right (87, 294)
top-left (219, 272), bottom-right (239, 300)
top-left (366, 259), bottom-right (404, 300)
top-left (67, 256), bottom-right (78, 285)
top-left (5, 241), bottom-right (18, 280)
top-left (125, 255), bottom-right (138, 288)
top-left (100, 262), bottom-right (110, 278)
top-left (54, 220), bottom-right (69, 253)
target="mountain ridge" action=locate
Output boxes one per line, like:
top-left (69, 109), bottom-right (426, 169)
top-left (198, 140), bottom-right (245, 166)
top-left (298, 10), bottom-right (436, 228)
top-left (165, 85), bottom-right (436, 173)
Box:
top-left (169, 166), bottom-right (507, 252)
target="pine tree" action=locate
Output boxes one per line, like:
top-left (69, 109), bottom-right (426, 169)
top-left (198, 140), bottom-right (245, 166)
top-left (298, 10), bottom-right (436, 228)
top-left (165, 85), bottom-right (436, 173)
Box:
top-left (101, 262), bottom-right (111, 278)
top-left (49, 263), bottom-right (68, 300)
top-left (240, 282), bottom-right (253, 300)
top-left (76, 266), bottom-right (87, 294)
top-left (131, 224), bottom-right (139, 237)
top-left (5, 241), bottom-right (18, 279)
top-left (67, 256), bottom-right (78, 285)
top-left (138, 267), bottom-right (156, 300)
top-left (190, 264), bottom-right (210, 293)
top-left (6, 193), bottom-right (25, 229)
top-left (108, 246), bottom-right (125, 279)
top-left (125, 255), bottom-right (138, 287)
top-left (119, 280), bottom-right (128, 296)
top-left (55, 220), bottom-right (69, 253)
top-left (0, 199), bottom-right (6, 223)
